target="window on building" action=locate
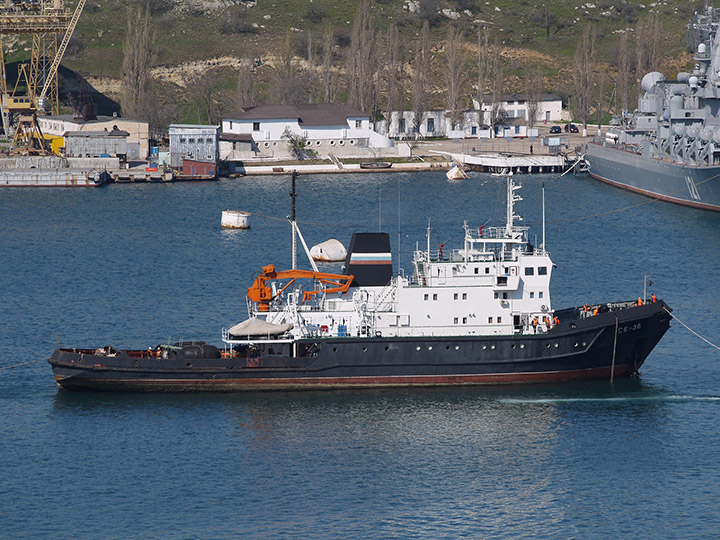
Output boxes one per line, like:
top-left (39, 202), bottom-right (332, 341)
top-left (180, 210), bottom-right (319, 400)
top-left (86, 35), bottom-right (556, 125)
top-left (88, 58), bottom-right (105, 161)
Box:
top-left (515, 126), bottom-right (520, 134)
top-left (253, 122), bottom-right (260, 131)
top-left (471, 126), bottom-right (477, 135)
top-left (538, 267), bottom-right (548, 275)
top-left (525, 267), bottom-right (534, 276)
top-left (179, 138), bottom-right (186, 143)
top-left (427, 118), bottom-right (435, 132)
top-left (355, 120), bottom-right (362, 128)
top-left (188, 138), bottom-right (195, 143)
top-left (399, 118), bottom-right (406, 133)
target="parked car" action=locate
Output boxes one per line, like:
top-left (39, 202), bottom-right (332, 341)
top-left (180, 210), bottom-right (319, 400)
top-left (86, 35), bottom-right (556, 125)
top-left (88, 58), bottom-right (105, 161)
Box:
top-left (549, 125), bottom-right (562, 134)
top-left (568, 124), bottom-right (579, 133)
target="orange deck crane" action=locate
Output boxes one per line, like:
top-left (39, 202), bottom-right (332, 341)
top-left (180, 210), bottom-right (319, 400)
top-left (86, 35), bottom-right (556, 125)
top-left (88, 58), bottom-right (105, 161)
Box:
top-left (248, 264), bottom-right (355, 311)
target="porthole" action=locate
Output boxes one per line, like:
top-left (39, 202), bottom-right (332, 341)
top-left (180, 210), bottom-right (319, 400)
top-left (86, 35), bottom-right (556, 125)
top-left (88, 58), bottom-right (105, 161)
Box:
top-left (385, 346), bottom-right (389, 351)
top-left (316, 140), bottom-right (322, 145)
top-left (511, 344), bottom-right (516, 349)
top-left (582, 341), bottom-right (587, 346)
top-left (554, 343), bottom-right (559, 348)
top-left (520, 344), bottom-right (525, 349)
top-left (329, 140), bottom-right (335, 146)
top-left (362, 347), bottom-right (367, 352)
top-left (574, 342), bottom-right (578, 348)
top-left (428, 346), bottom-right (433, 351)
top-left (482, 345), bottom-right (487, 350)
top-left (455, 346), bottom-right (459, 350)
top-left (339, 140), bottom-right (345, 146)
top-left (264, 142), bottom-right (269, 147)
top-left (416, 346), bottom-right (421, 351)
top-left (546, 343), bottom-right (551, 349)
top-left (491, 345), bottom-right (496, 350)
top-left (272, 141), bottom-right (278, 147)
top-left (333, 347), bottom-right (337, 352)
top-left (349, 139), bottom-right (356, 145)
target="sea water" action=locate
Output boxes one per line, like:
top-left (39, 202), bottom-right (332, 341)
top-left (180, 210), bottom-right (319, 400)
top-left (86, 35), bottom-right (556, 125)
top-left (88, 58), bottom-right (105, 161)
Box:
top-left (1, 172), bottom-right (719, 539)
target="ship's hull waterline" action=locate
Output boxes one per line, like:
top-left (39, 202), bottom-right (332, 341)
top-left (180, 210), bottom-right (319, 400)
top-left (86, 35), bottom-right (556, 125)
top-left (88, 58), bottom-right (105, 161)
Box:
top-left (586, 143), bottom-right (720, 212)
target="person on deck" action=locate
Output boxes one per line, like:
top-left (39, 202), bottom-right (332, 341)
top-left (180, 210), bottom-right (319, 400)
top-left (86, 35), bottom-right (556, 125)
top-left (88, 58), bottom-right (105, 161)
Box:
top-left (651, 293), bottom-right (657, 303)
top-left (531, 316), bottom-right (539, 334)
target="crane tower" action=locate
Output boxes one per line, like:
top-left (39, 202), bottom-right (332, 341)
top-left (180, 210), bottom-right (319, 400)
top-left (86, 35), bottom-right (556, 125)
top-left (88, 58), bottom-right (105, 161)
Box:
top-left (0, 0), bottom-right (85, 153)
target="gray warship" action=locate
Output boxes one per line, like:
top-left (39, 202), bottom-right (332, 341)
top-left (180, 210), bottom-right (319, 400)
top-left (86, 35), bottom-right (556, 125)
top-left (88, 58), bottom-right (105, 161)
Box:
top-left (585, 5), bottom-right (720, 212)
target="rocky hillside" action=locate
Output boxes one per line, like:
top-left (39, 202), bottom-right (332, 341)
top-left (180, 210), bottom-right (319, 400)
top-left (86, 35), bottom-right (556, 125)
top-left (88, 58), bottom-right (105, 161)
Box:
top-left (6, 0), bottom-right (703, 125)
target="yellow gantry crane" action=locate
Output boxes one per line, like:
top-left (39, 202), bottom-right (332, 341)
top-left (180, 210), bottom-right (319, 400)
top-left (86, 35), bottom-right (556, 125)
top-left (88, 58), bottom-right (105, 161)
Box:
top-left (0, 0), bottom-right (85, 154)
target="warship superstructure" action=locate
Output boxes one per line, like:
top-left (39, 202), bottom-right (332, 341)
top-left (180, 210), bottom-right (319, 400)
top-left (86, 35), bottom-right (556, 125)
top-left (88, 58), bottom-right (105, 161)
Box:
top-left (585, 5), bottom-right (720, 211)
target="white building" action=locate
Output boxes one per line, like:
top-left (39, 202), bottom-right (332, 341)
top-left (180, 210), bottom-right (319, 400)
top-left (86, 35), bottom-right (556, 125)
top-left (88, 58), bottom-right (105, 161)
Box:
top-left (221, 103), bottom-right (393, 160)
top-left (472, 93), bottom-right (564, 125)
top-left (382, 110), bottom-right (535, 139)
top-left (38, 115), bottom-right (150, 159)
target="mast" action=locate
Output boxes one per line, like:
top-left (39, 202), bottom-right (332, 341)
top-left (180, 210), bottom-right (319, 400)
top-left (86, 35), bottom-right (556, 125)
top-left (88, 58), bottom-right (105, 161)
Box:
top-left (291, 170), bottom-right (297, 270)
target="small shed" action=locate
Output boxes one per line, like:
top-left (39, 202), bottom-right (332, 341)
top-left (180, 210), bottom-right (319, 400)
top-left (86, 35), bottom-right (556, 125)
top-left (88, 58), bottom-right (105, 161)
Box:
top-left (181, 159), bottom-right (216, 179)
top-left (64, 129), bottom-right (129, 158)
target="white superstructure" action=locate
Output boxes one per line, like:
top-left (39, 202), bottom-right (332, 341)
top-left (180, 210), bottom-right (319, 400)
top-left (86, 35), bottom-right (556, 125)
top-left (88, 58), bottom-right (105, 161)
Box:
top-left (224, 174), bottom-right (555, 345)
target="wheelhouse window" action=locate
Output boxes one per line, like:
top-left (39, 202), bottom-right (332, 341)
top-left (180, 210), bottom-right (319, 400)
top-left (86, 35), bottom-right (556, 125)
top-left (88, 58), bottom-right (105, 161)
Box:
top-left (253, 122), bottom-right (260, 131)
top-left (525, 267), bottom-right (534, 275)
top-left (538, 267), bottom-right (548, 275)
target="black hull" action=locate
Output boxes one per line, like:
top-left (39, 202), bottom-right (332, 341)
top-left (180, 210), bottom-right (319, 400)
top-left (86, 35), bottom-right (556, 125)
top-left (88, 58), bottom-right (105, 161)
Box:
top-left (49, 302), bottom-right (671, 392)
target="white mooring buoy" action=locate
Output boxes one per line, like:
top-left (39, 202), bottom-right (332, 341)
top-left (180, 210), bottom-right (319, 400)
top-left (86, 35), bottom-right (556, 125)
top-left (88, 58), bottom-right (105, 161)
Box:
top-left (221, 210), bottom-right (250, 229)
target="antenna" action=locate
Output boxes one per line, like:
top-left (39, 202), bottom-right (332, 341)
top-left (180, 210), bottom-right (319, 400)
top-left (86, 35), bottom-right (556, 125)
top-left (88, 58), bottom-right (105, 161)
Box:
top-left (542, 181), bottom-right (546, 254)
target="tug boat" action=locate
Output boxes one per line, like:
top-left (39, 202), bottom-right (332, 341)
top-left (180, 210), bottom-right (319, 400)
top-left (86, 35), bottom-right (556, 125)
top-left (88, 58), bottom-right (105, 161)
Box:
top-left (49, 174), bottom-right (672, 391)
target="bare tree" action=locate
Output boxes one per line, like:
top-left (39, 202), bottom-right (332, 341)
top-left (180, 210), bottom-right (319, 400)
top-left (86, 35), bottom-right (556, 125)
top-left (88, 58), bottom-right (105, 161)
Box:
top-left (489, 42), bottom-right (506, 137)
top-left (322, 25), bottom-right (335, 103)
top-left (121, 4), bottom-right (154, 119)
top-left (572, 25), bottom-right (596, 130)
top-left (270, 30), bottom-right (312, 104)
top-left (525, 69), bottom-right (541, 129)
top-left (636, 12), bottom-right (663, 76)
top-left (445, 26), bottom-right (465, 130)
top-left (236, 58), bottom-right (257, 110)
top-left (385, 24), bottom-right (405, 135)
top-left (476, 24), bottom-right (490, 125)
top-left (347, 0), bottom-right (379, 116)
top-left (617, 31), bottom-right (631, 113)
top-left (412, 20), bottom-right (430, 137)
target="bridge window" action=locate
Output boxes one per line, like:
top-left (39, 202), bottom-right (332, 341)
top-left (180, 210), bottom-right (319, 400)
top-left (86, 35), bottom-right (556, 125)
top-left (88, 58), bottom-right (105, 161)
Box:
top-left (463, 317), bottom-right (467, 324)
top-left (485, 268), bottom-right (490, 274)
top-left (474, 267), bottom-right (479, 274)
top-left (538, 267), bottom-right (547, 275)
top-left (488, 317), bottom-right (493, 323)
top-left (454, 317), bottom-right (458, 324)
top-left (539, 291), bottom-right (544, 298)
top-left (530, 292), bottom-right (535, 298)
top-left (525, 267), bottom-right (534, 275)
top-left (497, 317), bottom-right (502, 323)
top-left (433, 294), bottom-right (438, 301)
top-left (462, 293), bottom-right (467, 300)
top-left (454, 293), bottom-right (458, 300)
top-left (424, 294), bottom-right (428, 301)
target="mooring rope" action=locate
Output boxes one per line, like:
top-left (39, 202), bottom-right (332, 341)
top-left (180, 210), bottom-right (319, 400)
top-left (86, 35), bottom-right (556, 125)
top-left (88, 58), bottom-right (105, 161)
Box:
top-left (664, 307), bottom-right (720, 351)
top-left (0, 357), bottom-right (47, 371)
